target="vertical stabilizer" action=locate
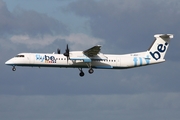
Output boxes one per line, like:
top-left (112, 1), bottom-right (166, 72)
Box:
top-left (148, 34), bottom-right (173, 61)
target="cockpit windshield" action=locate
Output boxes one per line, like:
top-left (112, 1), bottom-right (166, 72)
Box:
top-left (15, 55), bottom-right (25, 57)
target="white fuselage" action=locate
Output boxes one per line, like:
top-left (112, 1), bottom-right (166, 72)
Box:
top-left (5, 51), bottom-right (164, 69)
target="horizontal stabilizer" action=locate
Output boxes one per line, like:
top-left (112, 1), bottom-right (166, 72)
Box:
top-left (154, 34), bottom-right (173, 39)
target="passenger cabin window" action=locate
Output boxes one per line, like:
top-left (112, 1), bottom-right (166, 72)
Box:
top-left (16, 55), bottom-right (25, 57)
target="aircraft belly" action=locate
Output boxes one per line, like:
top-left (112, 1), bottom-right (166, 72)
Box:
top-left (71, 61), bottom-right (113, 69)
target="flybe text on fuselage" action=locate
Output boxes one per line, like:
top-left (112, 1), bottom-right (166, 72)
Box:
top-left (36, 54), bottom-right (56, 63)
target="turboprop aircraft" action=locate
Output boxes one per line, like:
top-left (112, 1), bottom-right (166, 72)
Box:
top-left (5, 34), bottom-right (173, 77)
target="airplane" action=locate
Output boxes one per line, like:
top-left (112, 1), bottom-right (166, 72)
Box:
top-left (5, 34), bottom-right (173, 77)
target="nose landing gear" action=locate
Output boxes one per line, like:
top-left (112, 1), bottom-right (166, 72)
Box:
top-left (12, 66), bottom-right (16, 71)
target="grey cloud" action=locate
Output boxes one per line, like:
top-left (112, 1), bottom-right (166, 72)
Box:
top-left (1, 1), bottom-right (180, 119)
top-left (0, 0), bottom-right (70, 53)
top-left (1, 1), bottom-right (180, 120)
top-left (1, 0), bottom-right (180, 97)
top-left (0, 0), bottom-right (15, 35)
top-left (1, 61), bottom-right (180, 96)
top-left (67, 0), bottom-right (180, 56)
top-left (13, 9), bottom-right (68, 36)
top-left (1, 93), bottom-right (180, 120)
top-left (0, 0), bottom-right (68, 37)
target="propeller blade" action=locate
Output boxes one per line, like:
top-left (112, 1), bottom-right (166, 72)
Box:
top-left (57, 48), bottom-right (60, 54)
top-left (66, 44), bottom-right (69, 54)
top-left (63, 44), bottom-right (70, 64)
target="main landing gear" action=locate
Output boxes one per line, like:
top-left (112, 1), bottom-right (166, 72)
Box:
top-left (78, 62), bottom-right (94, 77)
top-left (78, 67), bottom-right (94, 77)
top-left (78, 68), bottom-right (85, 77)
top-left (88, 68), bottom-right (94, 74)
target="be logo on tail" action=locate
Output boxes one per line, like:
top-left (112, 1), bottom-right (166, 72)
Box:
top-left (149, 42), bottom-right (168, 60)
top-left (148, 34), bottom-right (173, 61)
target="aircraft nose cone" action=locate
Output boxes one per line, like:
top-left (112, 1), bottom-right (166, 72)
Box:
top-left (5, 59), bottom-right (13, 65)
top-left (5, 60), bottom-right (10, 65)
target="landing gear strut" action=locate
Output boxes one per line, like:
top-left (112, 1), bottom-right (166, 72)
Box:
top-left (77, 63), bottom-right (94, 77)
top-left (86, 63), bottom-right (94, 74)
top-left (12, 66), bottom-right (16, 71)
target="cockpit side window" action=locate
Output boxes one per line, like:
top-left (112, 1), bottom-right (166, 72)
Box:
top-left (15, 55), bottom-right (25, 57)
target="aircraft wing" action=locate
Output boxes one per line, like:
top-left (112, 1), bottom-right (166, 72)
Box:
top-left (83, 45), bottom-right (101, 57)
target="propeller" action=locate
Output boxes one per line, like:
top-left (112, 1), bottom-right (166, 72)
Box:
top-left (63, 44), bottom-right (70, 63)
top-left (57, 48), bottom-right (60, 54)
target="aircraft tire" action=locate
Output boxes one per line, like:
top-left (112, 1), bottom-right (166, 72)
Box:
top-left (79, 72), bottom-right (85, 77)
top-left (12, 66), bottom-right (16, 71)
top-left (88, 68), bottom-right (94, 74)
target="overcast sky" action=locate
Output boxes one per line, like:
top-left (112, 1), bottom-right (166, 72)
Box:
top-left (0, 0), bottom-right (180, 120)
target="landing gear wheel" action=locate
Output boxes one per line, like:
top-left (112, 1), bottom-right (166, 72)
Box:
top-left (78, 68), bottom-right (85, 77)
top-left (79, 72), bottom-right (85, 77)
top-left (88, 68), bottom-right (94, 74)
top-left (12, 66), bottom-right (16, 71)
